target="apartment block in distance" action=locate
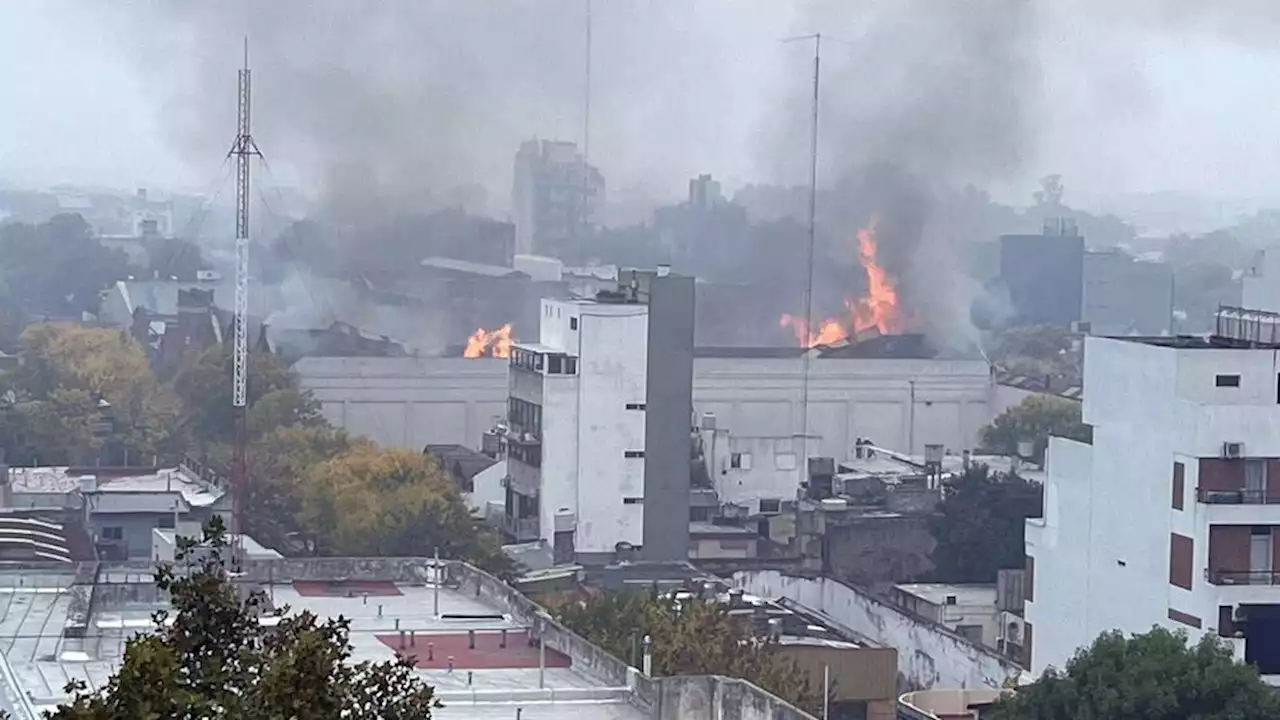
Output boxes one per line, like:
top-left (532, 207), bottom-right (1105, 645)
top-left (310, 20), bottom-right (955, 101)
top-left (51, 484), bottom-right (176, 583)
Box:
top-left (1027, 306), bottom-right (1280, 679)
top-left (498, 268), bottom-right (695, 564)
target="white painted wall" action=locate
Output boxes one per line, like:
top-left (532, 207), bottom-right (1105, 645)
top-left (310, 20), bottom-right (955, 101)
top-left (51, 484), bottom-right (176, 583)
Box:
top-left (1028, 336), bottom-right (1280, 675)
top-left (296, 355), bottom-right (995, 462)
top-left (733, 570), bottom-right (1025, 690)
top-left (1243, 247), bottom-right (1280, 313)
top-left (573, 305), bottom-right (648, 553)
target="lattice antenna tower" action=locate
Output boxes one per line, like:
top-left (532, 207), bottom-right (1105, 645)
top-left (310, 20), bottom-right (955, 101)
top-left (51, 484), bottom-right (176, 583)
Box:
top-left (227, 38), bottom-right (261, 561)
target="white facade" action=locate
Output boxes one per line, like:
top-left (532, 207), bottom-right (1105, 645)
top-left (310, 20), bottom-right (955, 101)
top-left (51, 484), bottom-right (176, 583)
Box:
top-left (1243, 247), bottom-right (1280, 314)
top-left (296, 354), bottom-right (994, 476)
top-left (1027, 333), bottom-right (1280, 676)
top-left (892, 583), bottom-right (1002, 649)
top-left (507, 298), bottom-right (649, 555)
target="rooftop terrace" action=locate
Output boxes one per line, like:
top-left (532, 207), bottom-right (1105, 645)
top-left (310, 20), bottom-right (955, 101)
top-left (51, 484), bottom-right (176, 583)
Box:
top-left (0, 558), bottom-right (814, 720)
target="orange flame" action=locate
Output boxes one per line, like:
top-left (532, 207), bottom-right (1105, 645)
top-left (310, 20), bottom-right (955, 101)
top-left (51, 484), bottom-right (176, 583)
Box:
top-left (779, 218), bottom-right (904, 348)
top-left (463, 324), bottom-right (513, 358)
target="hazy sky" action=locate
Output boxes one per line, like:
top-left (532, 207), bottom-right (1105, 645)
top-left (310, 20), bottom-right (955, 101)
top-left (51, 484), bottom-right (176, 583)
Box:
top-left (3, 2), bottom-right (1280, 214)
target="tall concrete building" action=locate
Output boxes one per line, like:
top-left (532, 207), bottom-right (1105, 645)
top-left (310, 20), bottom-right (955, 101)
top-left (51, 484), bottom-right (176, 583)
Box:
top-left (1082, 249), bottom-right (1174, 336)
top-left (511, 139), bottom-right (605, 257)
top-left (1027, 306), bottom-right (1280, 678)
top-left (500, 269), bottom-right (694, 564)
top-left (998, 219), bottom-right (1084, 327)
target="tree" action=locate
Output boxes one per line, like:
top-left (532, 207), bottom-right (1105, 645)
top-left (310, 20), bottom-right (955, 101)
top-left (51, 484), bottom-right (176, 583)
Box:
top-left (555, 590), bottom-right (820, 714)
top-left (981, 395), bottom-right (1090, 464)
top-left (0, 323), bottom-right (182, 464)
top-left (299, 444), bottom-right (518, 579)
top-left (926, 464), bottom-right (1042, 584)
top-left (0, 214), bottom-right (131, 318)
top-left (173, 342), bottom-right (298, 449)
top-left (243, 424), bottom-right (354, 552)
top-left (47, 518), bottom-right (439, 719)
top-left (990, 627), bottom-right (1280, 720)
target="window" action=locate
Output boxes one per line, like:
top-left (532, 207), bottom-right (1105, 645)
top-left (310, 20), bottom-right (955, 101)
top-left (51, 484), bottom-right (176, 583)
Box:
top-left (759, 498), bottom-right (781, 514)
top-left (570, 317), bottom-right (578, 330)
top-left (1170, 533), bottom-right (1194, 590)
top-left (730, 452), bottom-right (752, 470)
top-left (623, 497), bottom-right (643, 505)
top-left (101, 526), bottom-right (123, 541)
top-left (157, 515), bottom-right (176, 529)
top-left (624, 450), bottom-right (645, 459)
top-left (944, 595), bottom-right (957, 605)
top-left (1216, 374), bottom-right (1241, 388)
top-left (1172, 461), bottom-right (1185, 511)
top-left (564, 357), bottom-right (577, 375)
top-left (548, 355), bottom-right (563, 374)
top-left (625, 403), bottom-right (646, 411)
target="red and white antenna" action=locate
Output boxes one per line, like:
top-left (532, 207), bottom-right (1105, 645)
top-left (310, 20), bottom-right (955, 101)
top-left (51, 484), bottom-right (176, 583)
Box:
top-left (226, 38), bottom-right (261, 561)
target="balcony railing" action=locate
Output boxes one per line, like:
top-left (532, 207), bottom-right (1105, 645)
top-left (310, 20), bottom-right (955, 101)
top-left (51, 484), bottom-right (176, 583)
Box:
top-left (1210, 570), bottom-right (1280, 586)
top-left (486, 506), bottom-right (540, 543)
top-left (1197, 488), bottom-right (1280, 505)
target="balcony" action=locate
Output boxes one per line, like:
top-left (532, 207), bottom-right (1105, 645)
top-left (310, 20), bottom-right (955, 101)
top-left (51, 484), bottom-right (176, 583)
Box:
top-left (1197, 487), bottom-right (1280, 525)
top-left (1210, 570), bottom-right (1280, 585)
top-left (1209, 570), bottom-right (1280, 605)
top-left (485, 505), bottom-right (540, 543)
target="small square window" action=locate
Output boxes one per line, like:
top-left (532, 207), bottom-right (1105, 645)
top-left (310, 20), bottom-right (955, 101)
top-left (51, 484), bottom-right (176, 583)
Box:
top-left (759, 498), bottom-right (781, 514)
top-left (624, 450), bottom-right (645, 459)
top-left (730, 452), bottom-right (752, 470)
top-left (102, 527), bottom-right (123, 540)
top-left (1216, 374), bottom-right (1241, 387)
top-left (623, 497), bottom-right (644, 505)
top-left (570, 317), bottom-right (578, 331)
top-left (625, 403), bottom-right (646, 411)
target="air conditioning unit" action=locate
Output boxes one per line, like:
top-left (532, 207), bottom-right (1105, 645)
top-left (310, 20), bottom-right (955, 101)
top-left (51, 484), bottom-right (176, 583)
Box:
top-left (999, 612), bottom-right (1026, 645)
top-left (1223, 442), bottom-right (1245, 459)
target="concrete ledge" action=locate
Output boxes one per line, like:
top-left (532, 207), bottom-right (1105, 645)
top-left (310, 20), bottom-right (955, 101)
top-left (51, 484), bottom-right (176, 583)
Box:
top-left (654, 675), bottom-right (815, 720)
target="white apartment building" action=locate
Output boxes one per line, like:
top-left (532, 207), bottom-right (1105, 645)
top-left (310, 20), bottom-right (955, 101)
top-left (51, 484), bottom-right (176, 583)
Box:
top-left (501, 297), bottom-right (651, 559)
top-left (1027, 307), bottom-right (1280, 678)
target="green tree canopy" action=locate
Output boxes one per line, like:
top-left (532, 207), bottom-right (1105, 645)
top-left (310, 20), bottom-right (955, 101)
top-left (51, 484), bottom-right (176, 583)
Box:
top-left (926, 464), bottom-right (1042, 584)
top-left (47, 518), bottom-right (439, 719)
top-left (981, 394), bottom-right (1090, 464)
top-left (0, 323), bottom-right (182, 464)
top-left (299, 444), bottom-right (518, 579)
top-left (0, 214), bottom-right (131, 318)
top-left (991, 627), bottom-right (1280, 720)
top-left (173, 342), bottom-right (297, 449)
top-left (554, 590), bottom-right (820, 714)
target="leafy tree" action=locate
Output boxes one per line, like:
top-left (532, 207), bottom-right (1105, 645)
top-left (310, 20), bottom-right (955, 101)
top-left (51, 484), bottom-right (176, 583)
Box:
top-left (0, 323), bottom-right (182, 464)
top-left (173, 342), bottom-right (298, 449)
top-left (981, 394), bottom-right (1090, 464)
top-left (555, 590), bottom-right (820, 714)
top-left (926, 464), bottom-right (1042, 584)
top-left (0, 214), bottom-right (131, 318)
top-left (47, 517), bottom-right (439, 719)
top-left (990, 627), bottom-right (1280, 720)
top-left (299, 444), bottom-right (518, 579)
top-left (990, 324), bottom-right (1079, 383)
top-left (243, 424), bottom-right (354, 552)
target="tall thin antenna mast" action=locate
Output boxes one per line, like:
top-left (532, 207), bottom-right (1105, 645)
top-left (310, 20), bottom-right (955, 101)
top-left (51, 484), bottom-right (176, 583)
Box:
top-left (782, 32), bottom-right (822, 489)
top-left (583, 0), bottom-right (593, 162)
top-left (227, 37), bottom-right (261, 561)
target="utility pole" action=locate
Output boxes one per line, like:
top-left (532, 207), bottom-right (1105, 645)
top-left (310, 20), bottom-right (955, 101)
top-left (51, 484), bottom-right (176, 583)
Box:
top-left (226, 38), bottom-right (261, 562)
top-left (782, 32), bottom-right (822, 491)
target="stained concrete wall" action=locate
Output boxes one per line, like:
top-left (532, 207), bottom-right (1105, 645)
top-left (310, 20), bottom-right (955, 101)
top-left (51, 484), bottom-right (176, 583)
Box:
top-left (733, 571), bottom-right (1025, 691)
top-left (655, 675), bottom-right (815, 720)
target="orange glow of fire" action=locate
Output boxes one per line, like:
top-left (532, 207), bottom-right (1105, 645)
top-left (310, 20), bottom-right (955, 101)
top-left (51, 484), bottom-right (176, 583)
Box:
top-left (780, 219), bottom-right (904, 348)
top-left (463, 324), bottom-right (513, 358)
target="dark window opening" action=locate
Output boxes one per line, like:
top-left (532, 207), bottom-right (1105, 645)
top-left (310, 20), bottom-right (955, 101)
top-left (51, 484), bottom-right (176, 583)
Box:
top-left (565, 357), bottom-right (577, 375)
top-left (548, 355), bottom-right (563, 374)
top-left (623, 497), bottom-right (643, 505)
top-left (759, 498), bottom-right (781, 514)
top-left (570, 317), bottom-right (578, 330)
top-left (625, 403), bottom-right (646, 411)
top-left (102, 526), bottom-right (123, 541)
top-left (624, 450), bottom-right (645, 458)
top-left (1216, 374), bottom-right (1241, 388)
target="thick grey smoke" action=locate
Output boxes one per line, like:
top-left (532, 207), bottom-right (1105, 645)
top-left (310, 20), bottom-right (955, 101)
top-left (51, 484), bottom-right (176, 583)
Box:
top-left (105, 1), bottom-right (784, 228)
top-left (763, 0), bottom-right (1040, 351)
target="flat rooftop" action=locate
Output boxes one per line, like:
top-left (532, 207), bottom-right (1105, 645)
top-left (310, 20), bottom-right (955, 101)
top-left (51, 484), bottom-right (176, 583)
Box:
top-left (0, 571), bottom-right (644, 719)
top-left (894, 582), bottom-right (999, 607)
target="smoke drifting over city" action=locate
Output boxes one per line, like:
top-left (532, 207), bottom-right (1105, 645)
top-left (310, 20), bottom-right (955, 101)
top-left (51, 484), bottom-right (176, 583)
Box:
top-left (78, 0), bottom-right (1280, 351)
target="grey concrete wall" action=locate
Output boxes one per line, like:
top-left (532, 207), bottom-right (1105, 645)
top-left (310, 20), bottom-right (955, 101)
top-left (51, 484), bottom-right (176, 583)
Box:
top-left (733, 571), bottom-right (1026, 691)
top-left (644, 274), bottom-right (695, 561)
top-left (655, 675), bottom-right (816, 720)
